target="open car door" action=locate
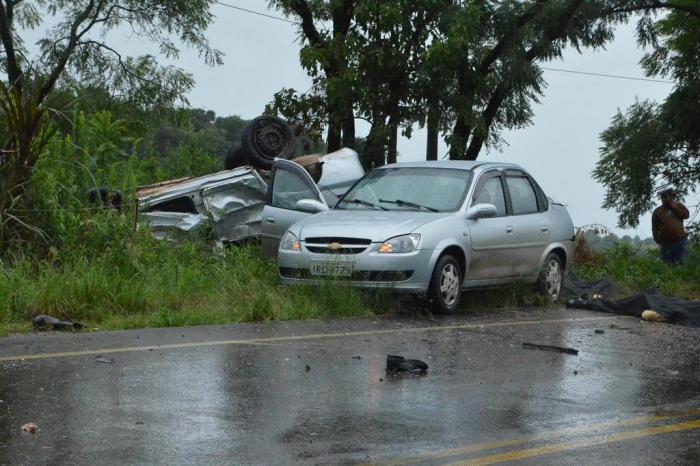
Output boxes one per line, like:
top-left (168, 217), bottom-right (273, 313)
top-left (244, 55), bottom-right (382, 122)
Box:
top-left (261, 159), bottom-right (329, 257)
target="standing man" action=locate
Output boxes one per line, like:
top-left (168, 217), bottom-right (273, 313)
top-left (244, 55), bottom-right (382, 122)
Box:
top-left (652, 189), bottom-right (690, 264)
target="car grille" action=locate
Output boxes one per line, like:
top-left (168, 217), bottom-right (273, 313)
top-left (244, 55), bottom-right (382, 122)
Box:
top-left (304, 237), bottom-right (372, 255)
top-left (280, 268), bottom-right (414, 282)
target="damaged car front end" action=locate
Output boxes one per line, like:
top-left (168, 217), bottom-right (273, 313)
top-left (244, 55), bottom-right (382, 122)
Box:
top-left (138, 168), bottom-right (269, 244)
top-left (137, 149), bottom-right (365, 244)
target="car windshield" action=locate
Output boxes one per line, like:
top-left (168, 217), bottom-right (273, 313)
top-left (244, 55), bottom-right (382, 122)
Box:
top-left (336, 167), bottom-right (473, 212)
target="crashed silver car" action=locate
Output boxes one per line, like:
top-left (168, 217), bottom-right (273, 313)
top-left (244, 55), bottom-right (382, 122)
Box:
top-left (263, 160), bottom-right (576, 313)
top-left (137, 149), bottom-right (364, 244)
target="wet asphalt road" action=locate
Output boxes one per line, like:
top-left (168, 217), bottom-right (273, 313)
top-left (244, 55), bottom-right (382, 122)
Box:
top-left (1, 307), bottom-right (699, 465)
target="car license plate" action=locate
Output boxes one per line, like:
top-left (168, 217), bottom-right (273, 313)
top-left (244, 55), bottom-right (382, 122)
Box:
top-left (310, 260), bottom-right (353, 277)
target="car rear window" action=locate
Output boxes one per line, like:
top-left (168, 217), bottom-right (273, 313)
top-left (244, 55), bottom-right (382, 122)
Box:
top-left (506, 176), bottom-right (539, 215)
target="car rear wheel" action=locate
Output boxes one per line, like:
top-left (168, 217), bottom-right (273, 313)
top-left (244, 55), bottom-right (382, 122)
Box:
top-left (537, 253), bottom-right (563, 301)
top-left (427, 255), bottom-right (462, 313)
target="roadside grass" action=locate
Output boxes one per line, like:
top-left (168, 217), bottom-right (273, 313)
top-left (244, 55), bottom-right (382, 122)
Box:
top-left (0, 236), bottom-right (398, 337)
top-left (572, 243), bottom-right (700, 299)
top-left (2, 233), bottom-right (698, 337)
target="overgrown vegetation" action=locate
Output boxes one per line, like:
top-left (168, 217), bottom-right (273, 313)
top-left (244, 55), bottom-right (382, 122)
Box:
top-left (595, 4), bottom-right (700, 230)
top-left (573, 243), bottom-right (700, 300)
top-left (2, 1), bottom-right (699, 336)
top-left (0, 228), bottom-right (391, 337)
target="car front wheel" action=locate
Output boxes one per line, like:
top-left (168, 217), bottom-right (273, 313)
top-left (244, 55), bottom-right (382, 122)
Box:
top-left (427, 255), bottom-right (463, 313)
top-left (537, 253), bottom-right (563, 301)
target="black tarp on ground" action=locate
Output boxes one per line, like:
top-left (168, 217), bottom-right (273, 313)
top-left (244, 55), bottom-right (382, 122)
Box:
top-left (563, 274), bottom-right (700, 327)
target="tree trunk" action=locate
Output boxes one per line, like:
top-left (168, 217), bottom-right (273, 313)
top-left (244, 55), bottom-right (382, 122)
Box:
top-left (387, 111), bottom-right (399, 164)
top-left (341, 101), bottom-right (355, 149)
top-left (426, 109), bottom-right (438, 160)
top-left (326, 103), bottom-right (342, 152)
top-left (449, 115), bottom-right (471, 160)
top-left (363, 116), bottom-right (387, 170)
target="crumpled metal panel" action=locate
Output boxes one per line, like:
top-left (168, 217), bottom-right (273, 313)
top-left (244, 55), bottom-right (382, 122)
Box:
top-left (138, 168), bottom-right (269, 244)
top-left (139, 212), bottom-right (207, 242)
top-left (202, 171), bottom-right (268, 242)
top-left (137, 150), bottom-right (363, 244)
top-left (137, 167), bottom-right (261, 213)
top-left (202, 173), bottom-right (267, 221)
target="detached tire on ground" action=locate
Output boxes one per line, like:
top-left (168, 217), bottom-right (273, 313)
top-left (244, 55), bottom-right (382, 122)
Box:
top-left (427, 254), bottom-right (463, 313)
top-left (241, 116), bottom-right (295, 170)
top-left (537, 252), bottom-right (563, 301)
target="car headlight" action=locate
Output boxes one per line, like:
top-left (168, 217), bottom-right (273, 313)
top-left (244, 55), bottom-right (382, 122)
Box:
top-left (280, 231), bottom-right (301, 252)
top-left (378, 234), bottom-right (421, 253)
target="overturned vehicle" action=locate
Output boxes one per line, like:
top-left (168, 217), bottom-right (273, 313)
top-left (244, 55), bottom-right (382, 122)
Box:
top-left (136, 116), bottom-right (364, 244)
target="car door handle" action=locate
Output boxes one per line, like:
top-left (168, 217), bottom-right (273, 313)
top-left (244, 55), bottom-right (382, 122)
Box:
top-left (265, 217), bottom-right (275, 225)
top-left (506, 226), bottom-right (513, 234)
top-left (541, 226), bottom-right (549, 232)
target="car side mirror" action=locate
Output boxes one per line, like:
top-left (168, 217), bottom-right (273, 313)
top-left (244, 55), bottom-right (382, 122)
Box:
top-left (466, 203), bottom-right (498, 220)
top-left (295, 199), bottom-right (329, 213)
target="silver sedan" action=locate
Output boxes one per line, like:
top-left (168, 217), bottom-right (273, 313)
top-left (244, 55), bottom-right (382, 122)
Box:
top-left (261, 160), bottom-right (575, 313)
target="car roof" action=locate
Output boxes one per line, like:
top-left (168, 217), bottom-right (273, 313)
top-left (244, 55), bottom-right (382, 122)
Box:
top-left (375, 160), bottom-right (522, 173)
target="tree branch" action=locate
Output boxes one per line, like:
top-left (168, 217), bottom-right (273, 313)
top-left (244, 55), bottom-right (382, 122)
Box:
top-left (604, 1), bottom-right (700, 20)
top-left (465, 0), bottom-right (585, 159)
top-left (37, 0), bottom-right (106, 104)
top-left (0, 0), bottom-right (22, 91)
top-left (477, 0), bottom-right (550, 75)
top-left (289, 0), bottom-right (323, 46)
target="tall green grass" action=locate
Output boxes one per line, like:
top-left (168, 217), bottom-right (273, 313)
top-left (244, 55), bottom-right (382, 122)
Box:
top-left (0, 228), bottom-right (396, 336)
top-left (573, 243), bottom-right (700, 299)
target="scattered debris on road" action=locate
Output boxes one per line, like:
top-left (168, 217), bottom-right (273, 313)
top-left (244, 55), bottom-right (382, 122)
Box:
top-left (352, 355), bottom-right (362, 360)
top-left (564, 273), bottom-right (700, 327)
top-left (305, 364), bottom-right (311, 372)
top-left (642, 310), bottom-right (670, 323)
top-left (95, 356), bottom-right (114, 364)
top-left (21, 423), bottom-right (38, 434)
top-left (32, 314), bottom-right (83, 331)
top-left (594, 329), bottom-right (605, 334)
top-left (522, 342), bottom-right (579, 356)
top-left (386, 355), bottom-right (428, 374)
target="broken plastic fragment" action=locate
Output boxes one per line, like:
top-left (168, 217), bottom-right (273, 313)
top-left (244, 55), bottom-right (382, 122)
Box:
top-left (21, 423), bottom-right (38, 434)
top-left (641, 310), bottom-right (669, 323)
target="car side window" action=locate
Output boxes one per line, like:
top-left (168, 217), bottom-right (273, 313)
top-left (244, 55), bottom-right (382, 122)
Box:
top-left (532, 180), bottom-right (549, 211)
top-left (472, 176), bottom-right (507, 217)
top-left (320, 189), bottom-right (339, 208)
top-left (506, 176), bottom-right (539, 215)
top-left (271, 168), bottom-right (319, 210)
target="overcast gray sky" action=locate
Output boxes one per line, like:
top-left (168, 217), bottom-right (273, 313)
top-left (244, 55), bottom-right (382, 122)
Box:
top-left (96, 2), bottom-right (690, 237)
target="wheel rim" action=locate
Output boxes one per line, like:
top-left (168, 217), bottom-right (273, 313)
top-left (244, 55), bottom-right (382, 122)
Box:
top-left (252, 120), bottom-right (287, 158)
top-left (545, 260), bottom-right (562, 299)
top-left (439, 263), bottom-right (460, 307)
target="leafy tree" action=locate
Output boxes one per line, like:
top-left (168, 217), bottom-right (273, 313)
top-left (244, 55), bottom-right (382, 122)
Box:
top-left (352, 1), bottom-right (448, 167)
top-left (430, 0), bottom-right (632, 161)
top-left (270, 0), bottom-right (356, 152)
top-left (272, 1), bottom-right (625, 164)
top-left (595, 3), bottom-right (700, 229)
top-left (0, 0), bottom-right (221, 246)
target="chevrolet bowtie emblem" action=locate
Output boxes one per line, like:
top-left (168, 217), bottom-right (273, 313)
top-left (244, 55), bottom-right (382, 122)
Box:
top-left (328, 242), bottom-right (342, 251)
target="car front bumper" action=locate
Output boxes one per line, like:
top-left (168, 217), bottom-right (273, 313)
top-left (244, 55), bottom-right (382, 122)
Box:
top-left (277, 246), bottom-right (434, 292)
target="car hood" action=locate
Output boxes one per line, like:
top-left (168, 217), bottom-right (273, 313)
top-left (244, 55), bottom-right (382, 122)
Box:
top-left (294, 209), bottom-right (448, 242)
